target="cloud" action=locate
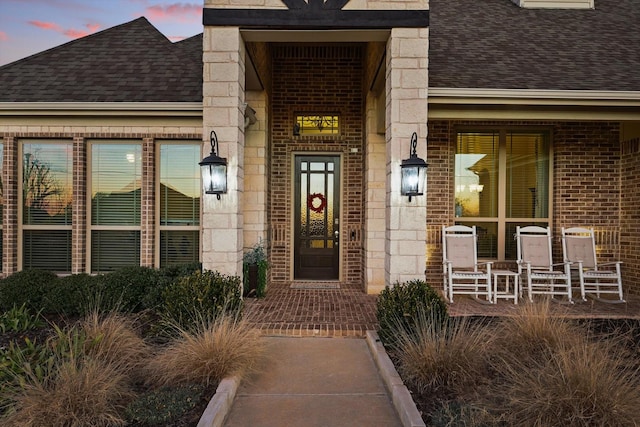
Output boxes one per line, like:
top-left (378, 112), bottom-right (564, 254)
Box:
top-left (28, 20), bottom-right (63, 32)
top-left (28, 20), bottom-right (101, 40)
top-left (0, 31), bottom-right (8, 42)
top-left (145, 2), bottom-right (201, 23)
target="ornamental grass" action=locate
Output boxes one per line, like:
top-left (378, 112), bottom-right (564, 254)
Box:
top-left (144, 315), bottom-right (264, 388)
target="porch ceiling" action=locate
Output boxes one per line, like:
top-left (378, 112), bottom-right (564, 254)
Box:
top-left (241, 29), bottom-right (390, 43)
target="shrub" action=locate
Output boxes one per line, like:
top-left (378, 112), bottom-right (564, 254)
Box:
top-left (142, 262), bottom-right (202, 311)
top-left (94, 266), bottom-right (161, 313)
top-left (493, 299), bottom-right (582, 361)
top-left (144, 316), bottom-right (264, 388)
top-left (243, 241), bottom-right (268, 298)
top-left (125, 384), bottom-right (205, 426)
top-left (3, 357), bottom-right (132, 427)
top-left (376, 279), bottom-right (448, 348)
top-left (394, 310), bottom-right (492, 400)
top-left (430, 401), bottom-right (498, 427)
top-left (0, 270), bottom-right (59, 312)
top-left (0, 304), bottom-right (44, 334)
top-left (43, 273), bottom-right (98, 316)
top-left (77, 311), bottom-right (149, 378)
top-left (0, 338), bottom-right (55, 389)
top-left (160, 270), bottom-right (243, 331)
top-left (494, 338), bottom-right (640, 426)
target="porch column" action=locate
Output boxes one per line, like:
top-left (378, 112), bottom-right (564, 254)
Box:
top-left (385, 27), bottom-right (429, 286)
top-left (202, 26), bottom-right (246, 277)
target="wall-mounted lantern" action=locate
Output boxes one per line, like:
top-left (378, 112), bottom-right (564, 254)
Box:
top-left (400, 132), bottom-right (428, 202)
top-left (200, 130), bottom-right (227, 200)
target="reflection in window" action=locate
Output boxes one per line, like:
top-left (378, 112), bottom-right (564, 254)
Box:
top-left (455, 131), bottom-right (550, 260)
top-left (22, 142), bottom-right (72, 272)
top-left (159, 144), bottom-right (200, 267)
top-left (294, 115), bottom-right (339, 135)
top-left (0, 144), bottom-right (3, 271)
top-left (91, 143), bottom-right (141, 272)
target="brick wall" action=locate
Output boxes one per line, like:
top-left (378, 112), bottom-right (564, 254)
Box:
top-left (621, 137), bottom-right (640, 295)
top-left (425, 120), bottom-right (630, 293)
top-left (270, 44), bottom-right (364, 286)
top-left (2, 136), bottom-right (18, 274)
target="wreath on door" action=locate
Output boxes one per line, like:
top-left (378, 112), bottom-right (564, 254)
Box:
top-left (307, 193), bottom-right (327, 214)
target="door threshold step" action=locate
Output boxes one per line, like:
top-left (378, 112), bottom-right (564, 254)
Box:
top-left (290, 281), bottom-right (341, 289)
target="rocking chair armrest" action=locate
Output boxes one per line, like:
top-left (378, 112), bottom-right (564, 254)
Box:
top-left (476, 261), bottom-right (493, 268)
top-left (598, 261), bottom-right (623, 267)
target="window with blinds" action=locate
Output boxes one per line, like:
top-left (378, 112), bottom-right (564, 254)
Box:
top-left (21, 141), bottom-right (73, 272)
top-left (158, 143), bottom-right (200, 267)
top-left (90, 143), bottom-right (141, 272)
top-left (455, 130), bottom-right (551, 261)
top-left (0, 143), bottom-right (3, 272)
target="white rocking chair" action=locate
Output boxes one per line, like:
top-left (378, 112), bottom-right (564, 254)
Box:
top-left (561, 227), bottom-right (625, 303)
top-left (516, 226), bottom-right (573, 304)
top-left (442, 225), bottom-right (492, 303)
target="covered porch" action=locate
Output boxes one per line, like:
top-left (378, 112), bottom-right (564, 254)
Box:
top-left (243, 282), bottom-right (640, 337)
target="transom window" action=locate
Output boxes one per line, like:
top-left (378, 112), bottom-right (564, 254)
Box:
top-left (157, 143), bottom-right (200, 268)
top-left (294, 115), bottom-right (339, 136)
top-left (21, 141), bottom-right (73, 272)
top-left (455, 130), bottom-right (551, 260)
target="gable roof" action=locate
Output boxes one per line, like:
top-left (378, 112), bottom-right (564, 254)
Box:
top-left (429, 0), bottom-right (640, 91)
top-left (0, 17), bottom-right (202, 102)
top-left (1, 0), bottom-right (639, 103)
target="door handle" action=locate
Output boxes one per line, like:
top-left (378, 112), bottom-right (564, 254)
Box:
top-left (334, 230), bottom-right (339, 242)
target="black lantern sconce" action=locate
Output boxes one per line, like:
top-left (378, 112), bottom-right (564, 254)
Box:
top-left (400, 132), bottom-right (428, 202)
top-left (200, 130), bottom-right (227, 200)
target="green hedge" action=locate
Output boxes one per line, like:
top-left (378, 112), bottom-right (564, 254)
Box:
top-left (0, 269), bottom-right (59, 312)
top-left (376, 279), bottom-right (448, 349)
top-left (161, 269), bottom-right (242, 331)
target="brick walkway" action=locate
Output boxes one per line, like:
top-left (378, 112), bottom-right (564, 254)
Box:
top-left (243, 282), bottom-right (640, 337)
top-left (243, 282), bottom-right (378, 337)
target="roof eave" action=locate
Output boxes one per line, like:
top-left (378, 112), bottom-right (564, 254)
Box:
top-left (0, 102), bottom-right (202, 117)
top-left (428, 88), bottom-right (640, 121)
top-left (429, 88), bottom-right (640, 106)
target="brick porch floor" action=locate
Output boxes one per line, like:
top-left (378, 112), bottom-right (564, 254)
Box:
top-left (243, 281), bottom-right (640, 337)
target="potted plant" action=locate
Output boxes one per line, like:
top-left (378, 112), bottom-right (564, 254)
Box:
top-left (242, 240), bottom-right (268, 298)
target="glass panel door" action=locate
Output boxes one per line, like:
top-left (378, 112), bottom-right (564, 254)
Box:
top-left (294, 155), bottom-right (340, 280)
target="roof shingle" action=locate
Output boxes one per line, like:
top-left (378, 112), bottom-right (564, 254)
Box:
top-left (0, 17), bottom-right (202, 102)
top-left (1, 0), bottom-right (639, 102)
top-left (428, 0), bottom-right (640, 91)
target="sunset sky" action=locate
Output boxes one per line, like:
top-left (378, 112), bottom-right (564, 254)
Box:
top-left (0, 0), bottom-right (203, 66)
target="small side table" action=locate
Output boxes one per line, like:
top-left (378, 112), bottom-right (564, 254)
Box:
top-left (492, 270), bottom-right (519, 304)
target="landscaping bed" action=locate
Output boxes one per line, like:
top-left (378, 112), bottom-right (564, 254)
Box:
top-left (376, 281), bottom-right (640, 427)
top-left (0, 266), bottom-right (265, 427)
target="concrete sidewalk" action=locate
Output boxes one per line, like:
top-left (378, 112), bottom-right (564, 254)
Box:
top-left (222, 336), bottom-right (403, 427)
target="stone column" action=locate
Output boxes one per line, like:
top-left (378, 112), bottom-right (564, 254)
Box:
top-left (364, 94), bottom-right (387, 293)
top-left (385, 27), bottom-right (429, 286)
top-left (202, 26), bottom-right (246, 277)
top-left (243, 91), bottom-right (268, 249)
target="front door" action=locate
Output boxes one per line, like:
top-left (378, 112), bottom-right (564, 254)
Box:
top-left (294, 155), bottom-right (340, 280)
